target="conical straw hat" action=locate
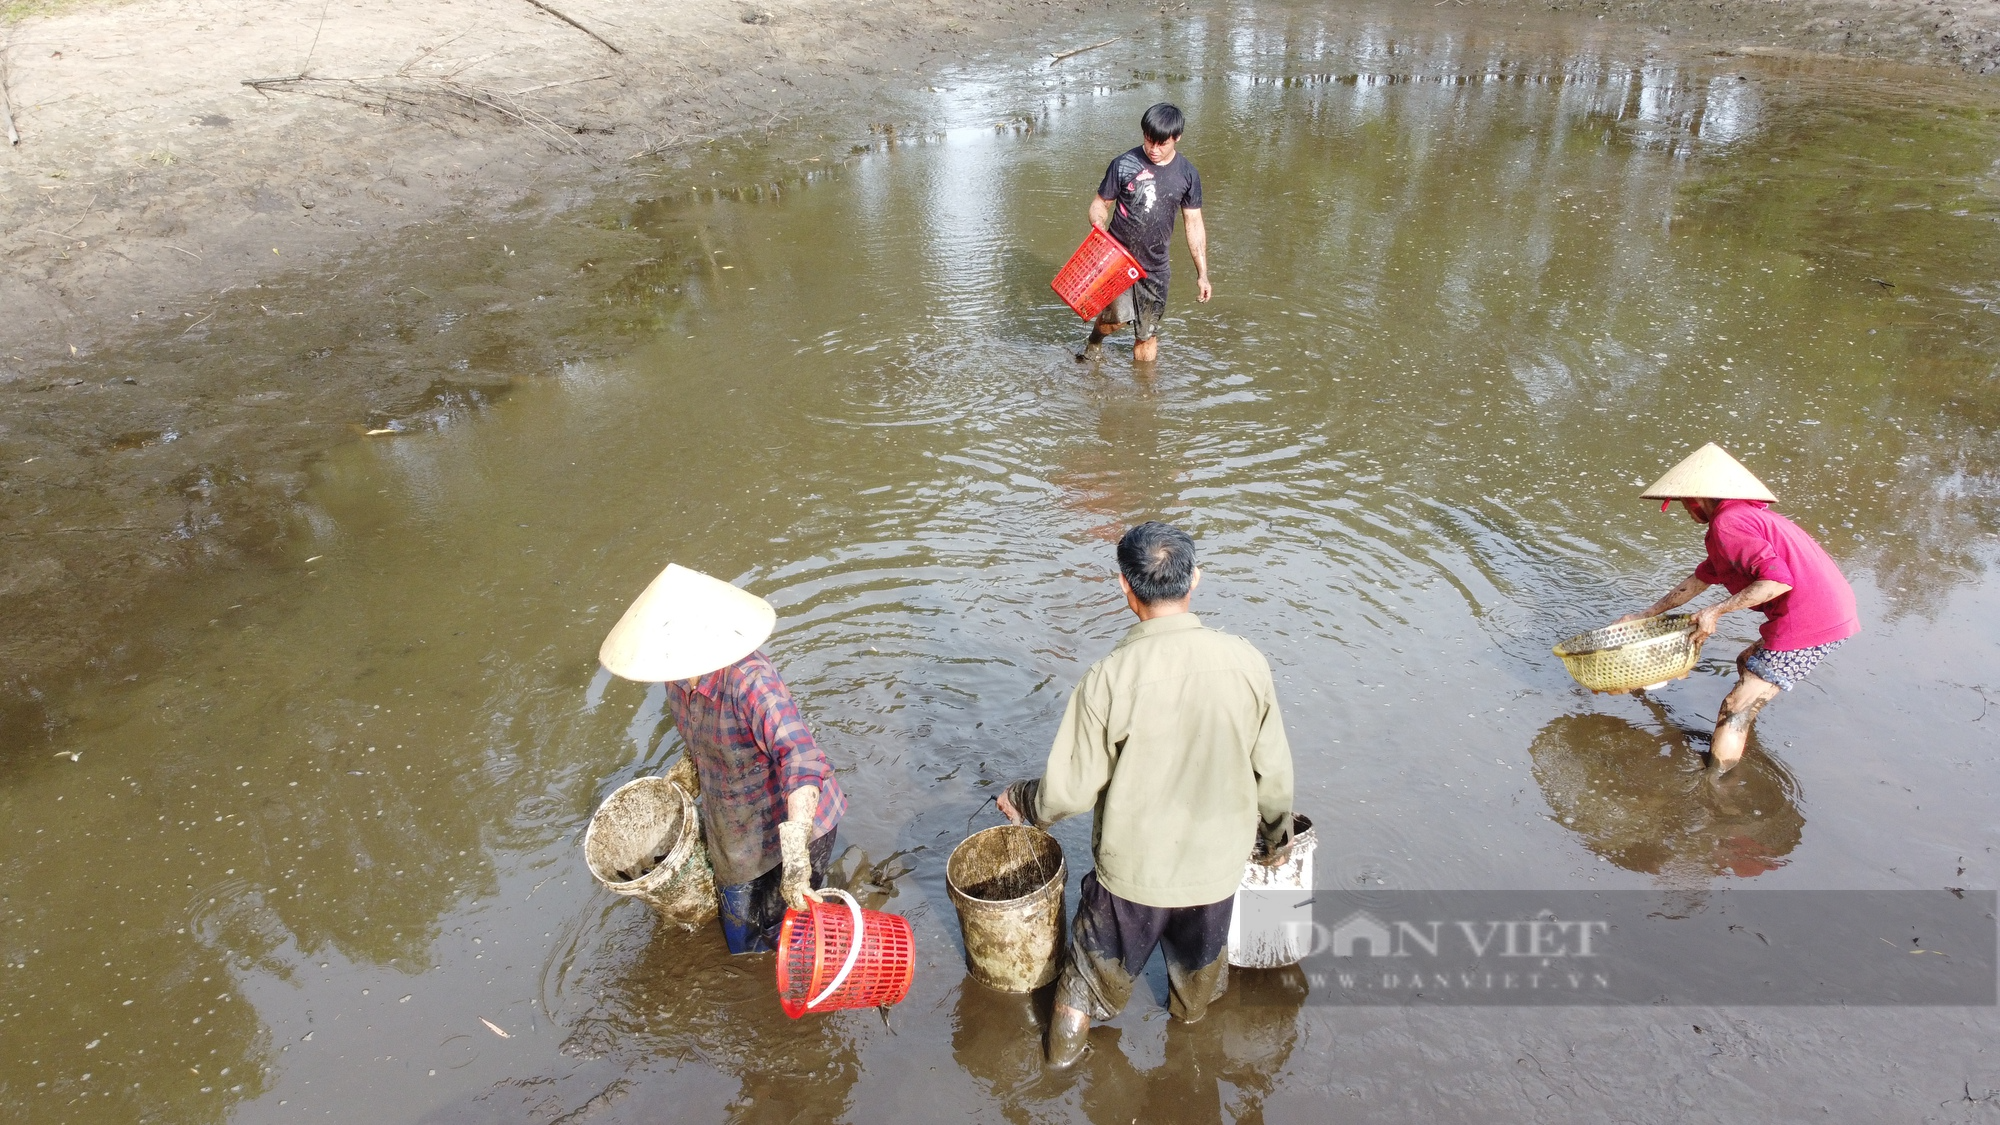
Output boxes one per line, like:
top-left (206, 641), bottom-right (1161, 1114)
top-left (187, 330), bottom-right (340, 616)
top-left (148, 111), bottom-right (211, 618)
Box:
top-left (598, 564), bottom-right (775, 683)
top-left (1641, 443), bottom-right (1776, 502)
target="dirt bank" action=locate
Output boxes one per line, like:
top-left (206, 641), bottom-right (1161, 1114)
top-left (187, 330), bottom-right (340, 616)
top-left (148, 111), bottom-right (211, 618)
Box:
top-left (0, 0), bottom-right (1113, 747)
top-left (1, 0), bottom-right (1996, 749)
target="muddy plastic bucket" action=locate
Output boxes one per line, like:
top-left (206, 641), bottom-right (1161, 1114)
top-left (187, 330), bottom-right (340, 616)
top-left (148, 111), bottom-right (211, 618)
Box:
top-left (946, 825), bottom-right (1067, 993)
top-left (1226, 814), bottom-right (1317, 969)
top-left (583, 774), bottom-right (718, 930)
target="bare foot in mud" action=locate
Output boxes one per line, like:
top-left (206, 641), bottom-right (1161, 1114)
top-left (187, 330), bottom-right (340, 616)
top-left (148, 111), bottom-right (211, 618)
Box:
top-left (1076, 341), bottom-right (1103, 363)
top-left (1699, 770), bottom-right (1750, 814)
top-left (1678, 747), bottom-right (1745, 783)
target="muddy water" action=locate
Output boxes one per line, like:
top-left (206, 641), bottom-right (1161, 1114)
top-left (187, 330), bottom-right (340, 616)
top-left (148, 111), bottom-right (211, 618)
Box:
top-left (8, 4), bottom-right (2000, 1122)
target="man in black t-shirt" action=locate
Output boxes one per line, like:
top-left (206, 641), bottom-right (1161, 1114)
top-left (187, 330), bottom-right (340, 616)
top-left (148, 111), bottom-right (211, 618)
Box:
top-left (1081, 102), bottom-right (1210, 364)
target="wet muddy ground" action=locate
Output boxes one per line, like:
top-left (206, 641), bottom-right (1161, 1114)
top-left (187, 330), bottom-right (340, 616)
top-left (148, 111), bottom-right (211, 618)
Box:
top-left (6, 2), bottom-right (2000, 1122)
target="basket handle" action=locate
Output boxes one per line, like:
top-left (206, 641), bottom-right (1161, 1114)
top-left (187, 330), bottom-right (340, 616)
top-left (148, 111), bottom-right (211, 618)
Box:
top-left (806, 888), bottom-right (864, 1011)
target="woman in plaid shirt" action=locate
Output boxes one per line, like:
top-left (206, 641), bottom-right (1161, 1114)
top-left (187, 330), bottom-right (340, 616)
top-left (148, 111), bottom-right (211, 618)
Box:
top-left (600, 564), bottom-right (847, 954)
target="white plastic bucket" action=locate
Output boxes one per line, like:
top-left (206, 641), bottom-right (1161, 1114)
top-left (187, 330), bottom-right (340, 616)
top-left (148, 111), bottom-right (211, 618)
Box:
top-left (1226, 814), bottom-right (1317, 969)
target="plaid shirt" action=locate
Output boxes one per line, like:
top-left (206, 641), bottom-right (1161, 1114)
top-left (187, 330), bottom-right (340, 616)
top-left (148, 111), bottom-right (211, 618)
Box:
top-left (666, 650), bottom-right (846, 886)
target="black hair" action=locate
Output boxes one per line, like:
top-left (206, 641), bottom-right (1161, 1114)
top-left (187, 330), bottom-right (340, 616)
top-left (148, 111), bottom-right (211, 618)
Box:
top-left (1117, 521), bottom-right (1197, 604)
top-left (1140, 103), bottom-right (1185, 143)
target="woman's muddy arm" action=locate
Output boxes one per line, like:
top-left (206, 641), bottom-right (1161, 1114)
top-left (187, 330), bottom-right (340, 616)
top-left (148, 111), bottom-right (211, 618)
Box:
top-left (1617, 573), bottom-right (1710, 623)
top-left (786, 785), bottom-right (820, 826)
top-left (1692, 579), bottom-right (1792, 641)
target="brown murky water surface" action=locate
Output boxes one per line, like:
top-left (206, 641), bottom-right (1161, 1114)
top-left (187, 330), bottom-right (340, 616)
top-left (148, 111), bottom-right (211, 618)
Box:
top-left (7, 3), bottom-right (2000, 1121)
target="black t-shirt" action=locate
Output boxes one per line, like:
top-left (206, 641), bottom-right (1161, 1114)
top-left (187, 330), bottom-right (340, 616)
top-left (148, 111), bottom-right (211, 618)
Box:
top-left (1097, 147), bottom-right (1202, 285)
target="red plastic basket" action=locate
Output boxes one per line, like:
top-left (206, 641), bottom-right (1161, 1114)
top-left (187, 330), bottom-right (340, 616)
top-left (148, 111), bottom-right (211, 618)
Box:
top-left (1051, 227), bottom-right (1147, 320)
top-left (775, 889), bottom-right (915, 1018)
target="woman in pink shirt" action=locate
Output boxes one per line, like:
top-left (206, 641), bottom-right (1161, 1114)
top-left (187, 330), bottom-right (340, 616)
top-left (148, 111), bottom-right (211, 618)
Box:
top-left (1619, 444), bottom-right (1860, 777)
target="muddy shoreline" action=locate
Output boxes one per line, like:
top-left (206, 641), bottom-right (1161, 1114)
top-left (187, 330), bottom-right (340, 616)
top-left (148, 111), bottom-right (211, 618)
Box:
top-left (2, 0), bottom-right (1997, 748)
top-left (0, 0), bottom-right (1117, 746)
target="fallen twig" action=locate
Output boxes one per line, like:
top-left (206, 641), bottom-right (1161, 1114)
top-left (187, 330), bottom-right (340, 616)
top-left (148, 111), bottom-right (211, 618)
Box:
top-left (299, 0), bottom-right (333, 76)
top-left (1050, 37), bottom-right (1118, 64)
top-left (391, 30), bottom-right (478, 80)
top-left (519, 0), bottom-right (622, 54)
top-left (33, 207), bottom-right (97, 239)
top-left (439, 84), bottom-right (579, 150)
top-left (166, 244), bottom-right (203, 261)
top-left (240, 74), bottom-right (586, 153)
top-left (629, 130), bottom-right (714, 159)
top-left (180, 312), bottom-right (215, 335)
top-left (511, 73), bottom-right (614, 96)
top-left (2, 42), bottom-right (20, 146)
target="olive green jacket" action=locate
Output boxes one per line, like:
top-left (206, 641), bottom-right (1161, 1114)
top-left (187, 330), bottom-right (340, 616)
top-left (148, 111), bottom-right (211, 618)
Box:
top-left (1020, 612), bottom-right (1293, 909)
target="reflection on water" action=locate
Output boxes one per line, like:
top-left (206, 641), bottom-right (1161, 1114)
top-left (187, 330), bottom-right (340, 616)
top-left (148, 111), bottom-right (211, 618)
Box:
top-left (1529, 705), bottom-right (1804, 879)
top-left (570, 919), bottom-right (859, 1124)
top-left (1050, 379), bottom-right (1187, 541)
top-left (5, 1), bottom-right (2000, 1120)
top-left (408, 906), bottom-right (866, 1124)
top-left (948, 984), bottom-right (1052, 1103)
top-left (1080, 967), bottom-right (1307, 1125)
top-left (946, 966), bottom-right (1306, 1124)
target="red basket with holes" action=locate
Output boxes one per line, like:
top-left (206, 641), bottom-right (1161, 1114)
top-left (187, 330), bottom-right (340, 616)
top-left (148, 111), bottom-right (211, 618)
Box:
top-left (1051, 227), bottom-right (1147, 320)
top-left (775, 889), bottom-right (915, 1018)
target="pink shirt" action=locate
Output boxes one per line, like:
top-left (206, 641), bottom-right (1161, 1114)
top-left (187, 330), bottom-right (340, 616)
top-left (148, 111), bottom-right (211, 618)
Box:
top-left (1693, 500), bottom-right (1859, 650)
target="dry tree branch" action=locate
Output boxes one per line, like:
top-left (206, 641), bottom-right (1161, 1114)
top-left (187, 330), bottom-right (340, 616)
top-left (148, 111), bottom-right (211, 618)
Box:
top-left (1050, 37), bottom-right (1118, 65)
top-left (1, 42), bottom-right (20, 146)
top-left (298, 0), bottom-right (334, 75)
top-left (434, 83), bottom-right (579, 151)
top-left (519, 0), bottom-right (622, 54)
top-left (629, 130), bottom-right (716, 159)
top-left (396, 29), bottom-right (479, 77)
top-left (238, 74), bottom-right (588, 153)
top-left (512, 72), bottom-right (614, 96)
top-left (437, 51), bottom-right (507, 82)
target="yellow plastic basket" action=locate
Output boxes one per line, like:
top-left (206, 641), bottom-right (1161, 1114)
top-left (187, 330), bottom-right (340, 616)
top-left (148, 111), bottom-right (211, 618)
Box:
top-left (1553, 613), bottom-right (1704, 694)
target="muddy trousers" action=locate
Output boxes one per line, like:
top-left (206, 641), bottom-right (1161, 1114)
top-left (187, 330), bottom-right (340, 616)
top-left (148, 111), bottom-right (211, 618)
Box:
top-left (716, 828), bottom-right (836, 955)
top-left (1055, 870), bottom-right (1234, 1023)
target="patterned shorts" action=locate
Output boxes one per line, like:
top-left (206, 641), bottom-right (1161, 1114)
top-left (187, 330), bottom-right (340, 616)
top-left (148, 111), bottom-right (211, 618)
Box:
top-left (1743, 639), bottom-right (1845, 691)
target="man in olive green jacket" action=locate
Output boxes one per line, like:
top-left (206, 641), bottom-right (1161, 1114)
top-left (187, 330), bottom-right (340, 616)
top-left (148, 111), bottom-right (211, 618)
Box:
top-left (1000, 521), bottom-right (1294, 1068)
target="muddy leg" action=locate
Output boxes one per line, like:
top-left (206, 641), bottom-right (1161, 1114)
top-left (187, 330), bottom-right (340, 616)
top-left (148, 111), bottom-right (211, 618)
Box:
top-left (1045, 1002), bottom-right (1090, 1067)
top-left (1078, 322), bottom-right (1118, 362)
top-left (1159, 893), bottom-right (1234, 1024)
top-left (1045, 871), bottom-right (1145, 1066)
top-left (1132, 335), bottom-right (1159, 363)
top-left (1710, 670), bottom-right (1780, 777)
